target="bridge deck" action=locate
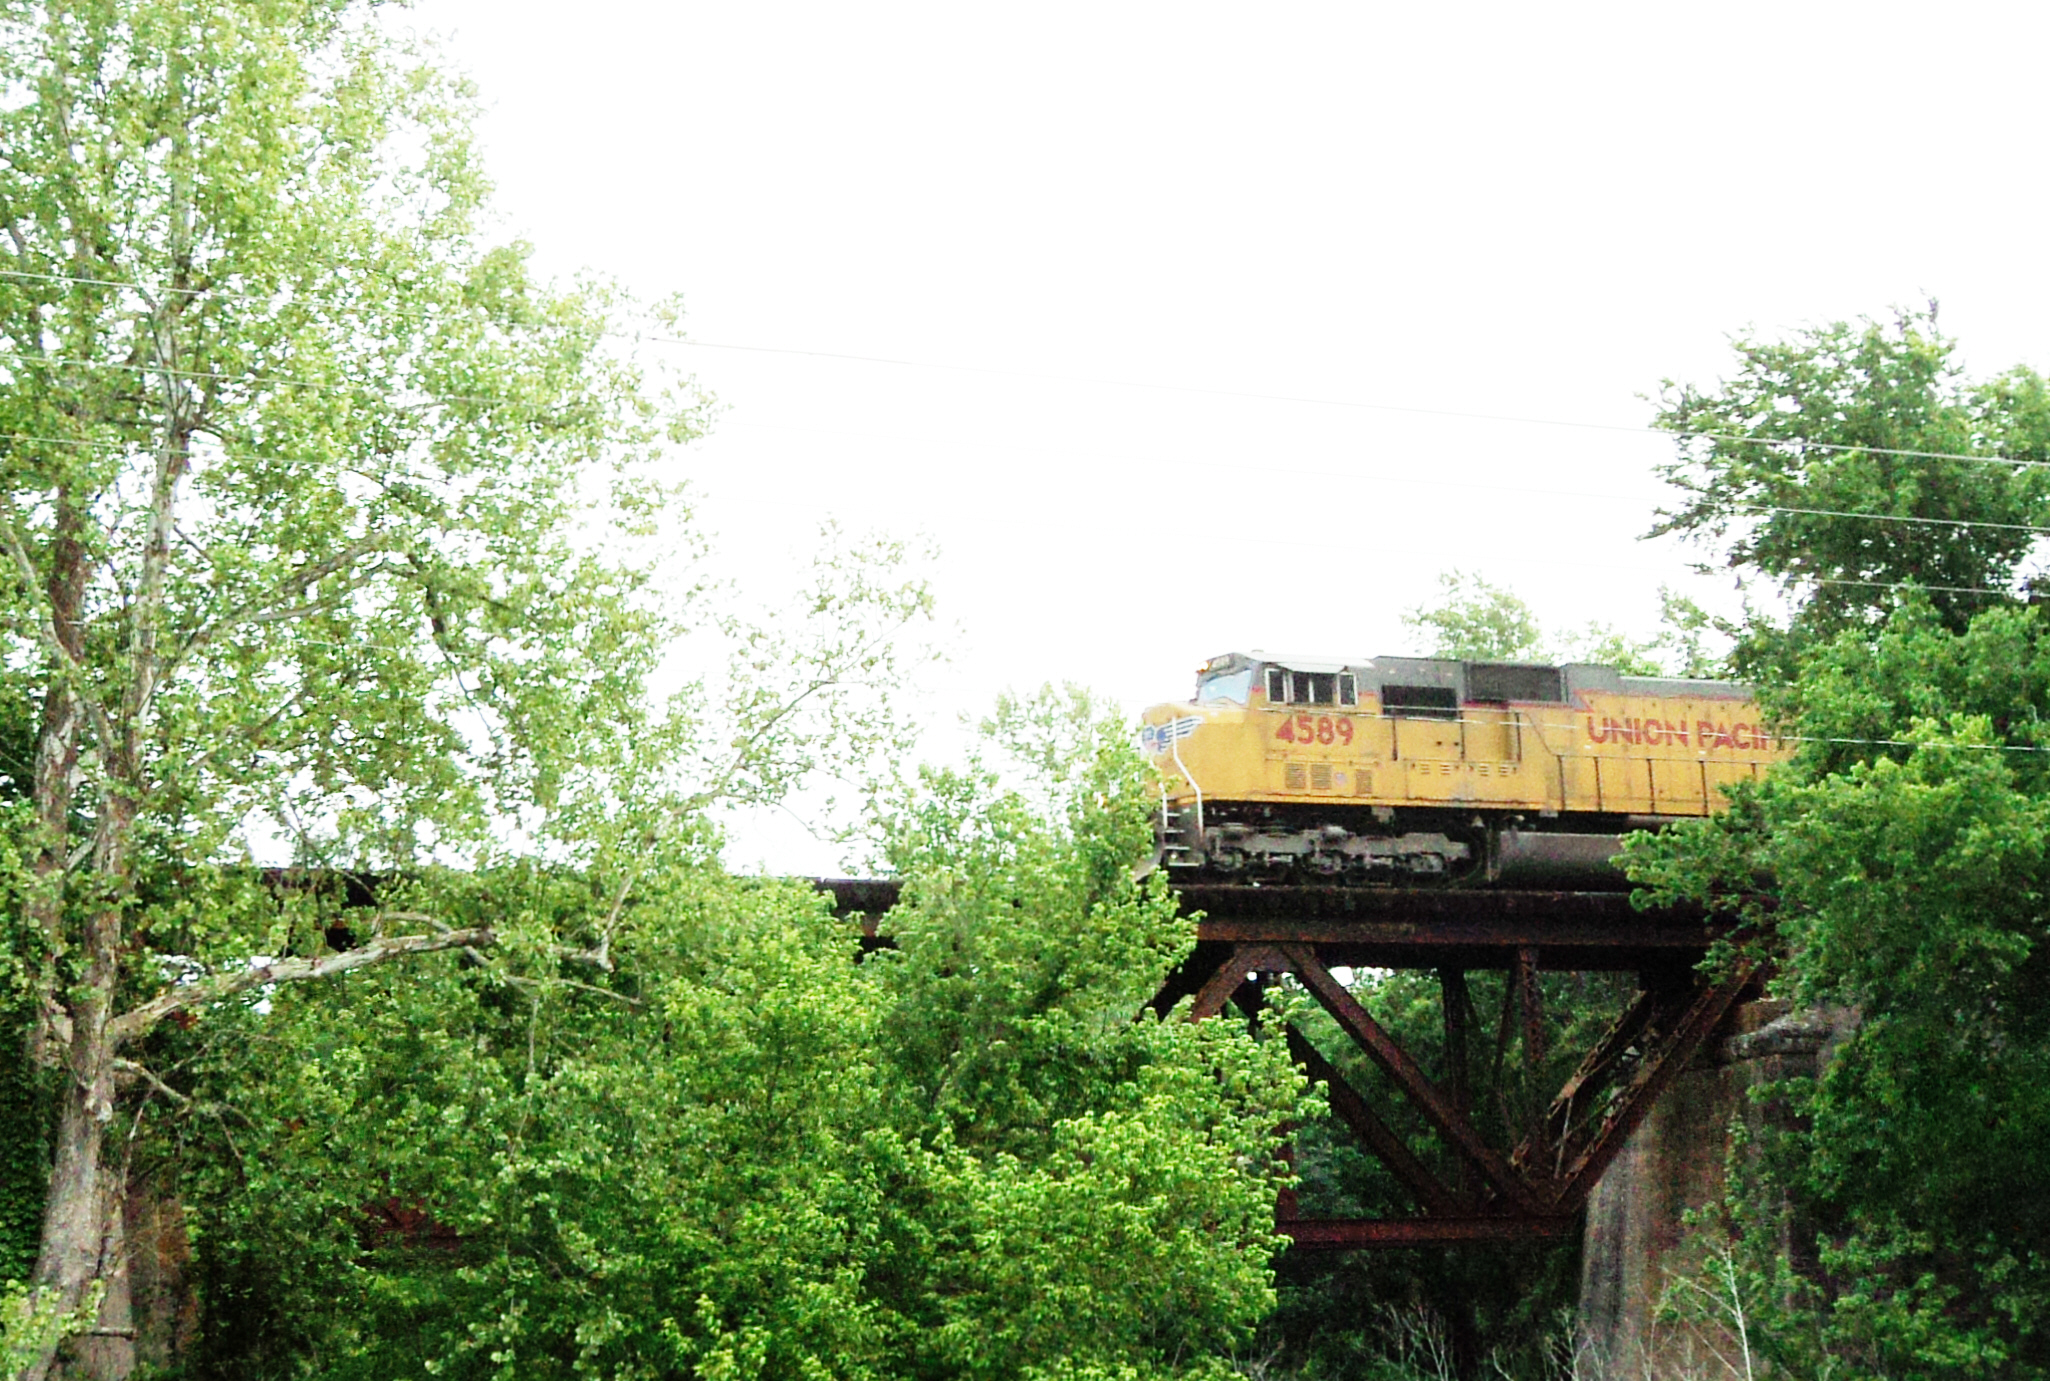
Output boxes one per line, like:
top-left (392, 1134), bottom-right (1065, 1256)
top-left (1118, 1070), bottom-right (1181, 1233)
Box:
top-left (1171, 885), bottom-right (1715, 971)
top-left (818, 879), bottom-right (1718, 971)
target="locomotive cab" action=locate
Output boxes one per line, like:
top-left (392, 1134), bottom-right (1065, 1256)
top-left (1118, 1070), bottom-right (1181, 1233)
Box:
top-left (1140, 650), bottom-right (1785, 887)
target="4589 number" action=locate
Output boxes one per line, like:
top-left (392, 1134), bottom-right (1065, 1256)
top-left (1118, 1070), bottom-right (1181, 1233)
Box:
top-left (1274, 713), bottom-right (1354, 746)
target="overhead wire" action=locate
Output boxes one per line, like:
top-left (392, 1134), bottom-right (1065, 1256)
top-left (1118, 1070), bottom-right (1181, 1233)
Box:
top-left (0, 351), bottom-right (522, 410)
top-left (10, 274), bottom-right (2050, 571)
top-left (640, 334), bottom-right (2050, 473)
top-left (9, 377), bottom-right (2050, 541)
top-left (8, 264), bottom-right (2050, 474)
top-left (12, 278), bottom-right (2050, 756)
top-left (1249, 707), bottom-right (2050, 757)
top-left (701, 481), bottom-right (2039, 602)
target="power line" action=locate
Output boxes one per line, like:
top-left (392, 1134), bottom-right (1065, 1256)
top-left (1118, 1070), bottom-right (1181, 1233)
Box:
top-left (702, 482), bottom-right (2037, 601)
top-left (9, 341), bottom-right (2050, 539)
top-left (647, 334), bottom-right (2050, 474)
top-left (1178, 705), bottom-right (2050, 756)
top-left (0, 430), bottom-right (163, 452)
top-left (9, 265), bottom-right (2050, 476)
top-left (709, 414), bottom-right (2050, 539)
top-left (11, 400), bottom-right (2050, 540)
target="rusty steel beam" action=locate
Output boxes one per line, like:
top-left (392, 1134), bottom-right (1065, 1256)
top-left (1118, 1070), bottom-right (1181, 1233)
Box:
top-left (1441, 968), bottom-right (1473, 1118)
top-left (1186, 945), bottom-right (1287, 1020)
top-left (820, 875), bottom-right (1756, 1250)
top-left (1190, 920), bottom-right (1714, 971)
top-left (1282, 1216), bottom-right (1578, 1248)
top-left (818, 879), bottom-right (1729, 967)
top-left (1515, 948), bottom-right (1546, 1070)
top-left (819, 878), bottom-right (1717, 930)
top-left (814, 877), bottom-right (902, 914)
top-left (1514, 947), bottom-right (1546, 1149)
top-left (1513, 984), bottom-right (1666, 1177)
top-left (1281, 945), bottom-right (1552, 1216)
top-left (1547, 965), bottom-right (1758, 1211)
top-left (1284, 1025), bottom-right (1471, 1219)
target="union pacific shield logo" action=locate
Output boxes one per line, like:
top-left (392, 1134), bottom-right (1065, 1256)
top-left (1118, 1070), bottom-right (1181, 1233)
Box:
top-left (1138, 716), bottom-right (1202, 756)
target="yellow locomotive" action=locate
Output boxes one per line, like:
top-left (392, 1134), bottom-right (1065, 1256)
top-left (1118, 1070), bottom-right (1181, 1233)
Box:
top-left (1139, 652), bottom-right (1787, 885)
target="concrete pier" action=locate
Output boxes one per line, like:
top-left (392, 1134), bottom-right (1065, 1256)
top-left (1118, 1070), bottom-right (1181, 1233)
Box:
top-left (1577, 1000), bottom-right (1854, 1378)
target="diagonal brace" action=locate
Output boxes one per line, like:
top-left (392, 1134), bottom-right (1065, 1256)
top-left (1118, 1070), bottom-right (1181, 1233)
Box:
top-left (1281, 944), bottom-right (1551, 1215)
top-left (1286, 1025), bottom-right (1471, 1218)
top-left (1549, 964), bottom-right (1757, 1210)
top-left (1187, 945), bottom-right (1288, 1020)
top-left (1512, 982), bottom-right (1666, 1174)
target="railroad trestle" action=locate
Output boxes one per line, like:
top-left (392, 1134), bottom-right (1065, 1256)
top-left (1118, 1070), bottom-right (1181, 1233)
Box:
top-left (818, 879), bottom-right (1757, 1250)
top-left (1162, 886), bottom-right (1755, 1248)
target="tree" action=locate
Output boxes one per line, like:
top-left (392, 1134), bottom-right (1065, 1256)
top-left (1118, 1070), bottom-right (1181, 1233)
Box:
top-left (1401, 571), bottom-right (1547, 662)
top-left (1627, 313), bottom-right (2050, 1378)
top-left (0, 5), bottom-right (930, 1375)
top-left (1628, 607), bottom-right (2050, 1378)
top-left (148, 689), bottom-right (1304, 1379)
top-left (1401, 570), bottom-right (1707, 675)
top-left (1650, 306), bottom-right (2050, 646)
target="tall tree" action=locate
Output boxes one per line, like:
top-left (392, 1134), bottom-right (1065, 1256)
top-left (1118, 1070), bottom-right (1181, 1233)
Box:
top-left (1627, 606), bottom-right (2050, 1378)
top-left (1631, 313), bottom-right (2050, 1377)
top-left (1650, 307), bottom-right (2050, 646)
top-left (1402, 571), bottom-right (1547, 662)
top-left (0, 4), bottom-right (928, 1374)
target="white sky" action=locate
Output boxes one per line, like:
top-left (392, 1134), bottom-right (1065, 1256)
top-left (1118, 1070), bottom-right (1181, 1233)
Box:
top-left (403, 0), bottom-right (2050, 872)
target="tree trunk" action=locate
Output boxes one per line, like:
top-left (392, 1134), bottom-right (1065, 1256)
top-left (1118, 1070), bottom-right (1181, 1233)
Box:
top-left (22, 498), bottom-right (136, 1380)
top-left (27, 1034), bottom-right (130, 1381)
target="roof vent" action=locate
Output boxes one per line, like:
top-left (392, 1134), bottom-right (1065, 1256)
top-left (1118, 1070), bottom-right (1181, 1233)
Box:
top-left (1467, 664), bottom-right (1564, 703)
top-left (1382, 684), bottom-right (1459, 719)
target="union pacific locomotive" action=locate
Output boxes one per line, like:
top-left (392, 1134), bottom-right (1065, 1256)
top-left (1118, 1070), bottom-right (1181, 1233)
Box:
top-left (1139, 652), bottom-right (1786, 886)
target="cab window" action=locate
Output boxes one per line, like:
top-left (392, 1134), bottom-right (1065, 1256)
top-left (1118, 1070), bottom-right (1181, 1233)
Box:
top-left (1197, 667), bottom-right (1254, 704)
top-left (1263, 669), bottom-right (1358, 707)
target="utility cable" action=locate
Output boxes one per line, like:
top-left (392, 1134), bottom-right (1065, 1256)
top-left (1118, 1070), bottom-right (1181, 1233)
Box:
top-left (8, 265), bottom-right (2050, 474)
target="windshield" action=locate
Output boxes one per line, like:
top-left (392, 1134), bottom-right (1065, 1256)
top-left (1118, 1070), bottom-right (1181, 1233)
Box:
top-left (1196, 668), bottom-right (1254, 705)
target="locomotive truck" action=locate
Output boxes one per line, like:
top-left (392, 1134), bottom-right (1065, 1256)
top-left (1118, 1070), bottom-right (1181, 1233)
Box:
top-left (1139, 651), bottom-right (1787, 886)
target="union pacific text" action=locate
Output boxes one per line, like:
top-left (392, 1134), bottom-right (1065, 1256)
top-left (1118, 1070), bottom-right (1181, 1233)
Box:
top-left (1584, 715), bottom-right (1775, 750)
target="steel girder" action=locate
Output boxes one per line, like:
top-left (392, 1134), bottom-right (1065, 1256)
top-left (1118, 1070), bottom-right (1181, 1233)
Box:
top-left (814, 879), bottom-right (1758, 1251)
top-left (1166, 888), bottom-right (1757, 1250)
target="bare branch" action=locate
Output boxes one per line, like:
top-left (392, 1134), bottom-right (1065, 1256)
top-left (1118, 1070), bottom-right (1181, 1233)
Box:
top-left (107, 921), bottom-right (495, 1045)
top-left (503, 973), bottom-right (641, 1007)
top-left (688, 604), bottom-right (924, 813)
top-left (112, 1058), bottom-right (190, 1108)
top-left (172, 535), bottom-right (394, 671)
top-left (561, 861), bottom-right (644, 973)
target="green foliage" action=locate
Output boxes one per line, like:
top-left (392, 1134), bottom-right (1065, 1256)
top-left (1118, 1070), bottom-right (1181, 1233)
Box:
top-left (1628, 600), bottom-right (2050, 1378)
top-left (1402, 572), bottom-right (1548, 662)
top-left (0, 1027), bottom-right (48, 1288)
top-left (149, 692), bottom-right (1306, 1380)
top-left (1635, 310), bottom-right (2050, 1379)
top-left (1, 1279), bottom-right (100, 1378)
top-left (1402, 570), bottom-right (1716, 675)
top-left (0, 0), bottom-right (709, 872)
top-left (1650, 306), bottom-right (2050, 644)
top-left (0, 2), bottom-right (935, 1364)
